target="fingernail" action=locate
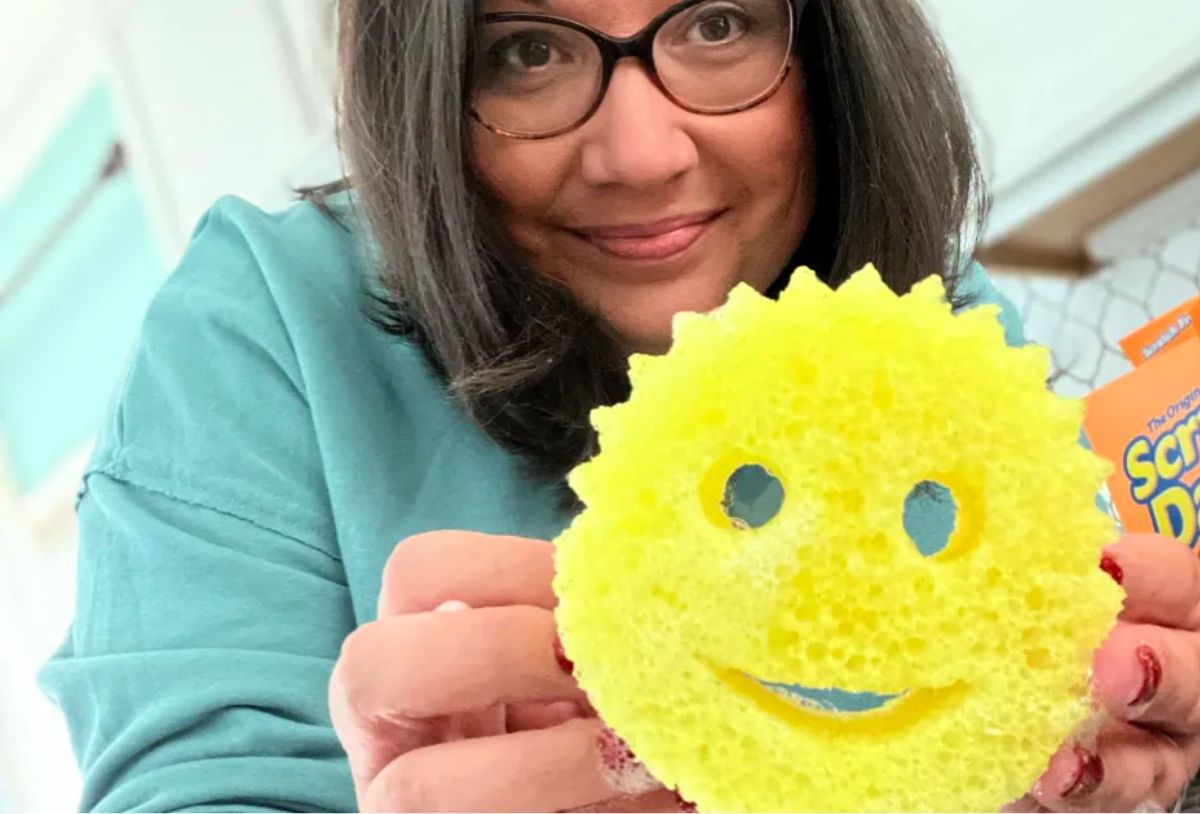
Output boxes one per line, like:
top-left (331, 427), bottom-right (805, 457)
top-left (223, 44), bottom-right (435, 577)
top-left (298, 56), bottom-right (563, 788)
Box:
top-left (597, 726), bottom-right (659, 795)
top-left (553, 633), bottom-right (575, 675)
top-left (672, 790), bottom-right (698, 812)
top-left (1130, 645), bottom-right (1162, 707)
top-left (1099, 554), bottom-right (1123, 585)
top-left (1060, 745), bottom-right (1104, 799)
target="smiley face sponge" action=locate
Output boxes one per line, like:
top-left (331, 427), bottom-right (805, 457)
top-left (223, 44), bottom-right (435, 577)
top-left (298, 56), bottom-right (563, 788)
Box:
top-left (553, 266), bottom-right (1123, 812)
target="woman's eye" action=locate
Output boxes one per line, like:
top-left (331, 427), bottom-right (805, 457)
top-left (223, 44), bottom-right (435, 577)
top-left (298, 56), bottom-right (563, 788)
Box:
top-left (490, 36), bottom-right (557, 71)
top-left (690, 10), bottom-right (748, 44)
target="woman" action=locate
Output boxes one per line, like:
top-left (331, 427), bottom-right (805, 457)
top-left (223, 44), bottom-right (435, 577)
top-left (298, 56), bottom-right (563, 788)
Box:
top-left (41, 0), bottom-right (1200, 811)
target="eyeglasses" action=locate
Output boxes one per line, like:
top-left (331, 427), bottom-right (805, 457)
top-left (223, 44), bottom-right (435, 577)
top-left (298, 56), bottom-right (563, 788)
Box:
top-left (470, 0), bottom-right (799, 140)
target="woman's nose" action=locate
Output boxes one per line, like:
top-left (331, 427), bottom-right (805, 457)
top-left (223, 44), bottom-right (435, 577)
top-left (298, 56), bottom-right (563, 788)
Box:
top-left (578, 60), bottom-right (700, 189)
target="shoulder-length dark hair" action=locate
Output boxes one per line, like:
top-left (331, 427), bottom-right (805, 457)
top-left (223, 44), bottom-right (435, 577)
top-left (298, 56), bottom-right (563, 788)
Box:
top-left (315, 0), bottom-right (986, 492)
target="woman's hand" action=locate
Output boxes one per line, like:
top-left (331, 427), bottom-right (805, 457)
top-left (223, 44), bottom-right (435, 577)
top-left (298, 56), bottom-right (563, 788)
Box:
top-left (328, 531), bottom-right (679, 813)
top-left (1015, 534), bottom-right (1200, 812)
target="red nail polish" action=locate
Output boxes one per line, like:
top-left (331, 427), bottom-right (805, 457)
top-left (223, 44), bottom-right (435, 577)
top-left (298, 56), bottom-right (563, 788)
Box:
top-left (672, 790), bottom-right (698, 812)
top-left (553, 633), bottom-right (575, 675)
top-left (1099, 554), bottom-right (1123, 585)
top-left (1060, 746), bottom-right (1104, 799)
top-left (1130, 645), bottom-right (1162, 706)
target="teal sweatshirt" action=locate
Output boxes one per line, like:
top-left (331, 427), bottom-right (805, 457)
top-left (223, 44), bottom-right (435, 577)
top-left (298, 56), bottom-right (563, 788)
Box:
top-left (39, 194), bottom-right (1026, 812)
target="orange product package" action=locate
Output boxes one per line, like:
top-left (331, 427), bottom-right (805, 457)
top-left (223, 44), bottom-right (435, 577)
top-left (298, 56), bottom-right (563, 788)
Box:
top-left (1084, 334), bottom-right (1200, 551)
top-left (1118, 294), bottom-right (1200, 366)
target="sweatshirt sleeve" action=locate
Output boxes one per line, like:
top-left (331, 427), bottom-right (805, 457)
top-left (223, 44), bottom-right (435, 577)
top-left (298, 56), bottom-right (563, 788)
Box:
top-left (959, 261), bottom-right (1028, 348)
top-left (38, 198), bottom-right (358, 813)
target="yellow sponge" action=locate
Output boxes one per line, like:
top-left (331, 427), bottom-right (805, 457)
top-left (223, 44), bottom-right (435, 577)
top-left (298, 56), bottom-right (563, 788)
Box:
top-left (553, 266), bottom-right (1122, 812)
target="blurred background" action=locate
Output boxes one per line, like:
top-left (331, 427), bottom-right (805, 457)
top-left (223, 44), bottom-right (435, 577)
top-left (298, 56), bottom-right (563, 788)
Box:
top-left (0, 1), bottom-right (1198, 810)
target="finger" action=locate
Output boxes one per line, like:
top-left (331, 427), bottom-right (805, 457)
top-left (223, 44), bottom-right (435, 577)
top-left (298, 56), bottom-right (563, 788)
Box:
top-left (1103, 535), bottom-right (1200, 630)
top-left (1172, 732), bottom-right (1200, 784)
top-left (1001, 794), bottom-right (1049, 813)
top-left (330, 605), bottom-right (581, 792)
top-left (379, 531), bottom-right (557, 617)
top-left (363, 718), bottom-right (662, 813)
top-left (506, 701), bottom-right (589, 732)
top-left (1093, 623), bottom-right (1200, 734)
top-left (567, 789), bottom-right (690, 813)
top-left (432, 600), bottom-right (507, 742)
top-left (1033, 720), bottom-right (1190, 812)
top-left (337, 604), bottom-right (581, 722)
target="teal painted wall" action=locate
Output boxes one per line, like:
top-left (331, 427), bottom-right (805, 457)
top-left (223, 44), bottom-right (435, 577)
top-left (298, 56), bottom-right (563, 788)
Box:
top-left (0, 84), bottom-right (165, 492)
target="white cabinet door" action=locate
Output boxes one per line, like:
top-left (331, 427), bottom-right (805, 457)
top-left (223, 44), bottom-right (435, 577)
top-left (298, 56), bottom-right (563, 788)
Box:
top-left (922, 0), bottom-right (1200, 240)
top-left (99, 0), bottom-right (337, 254)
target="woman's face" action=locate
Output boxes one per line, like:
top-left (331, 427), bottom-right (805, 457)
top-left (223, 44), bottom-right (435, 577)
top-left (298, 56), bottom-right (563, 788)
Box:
top-left (471, 0), bottom-right (818, 354)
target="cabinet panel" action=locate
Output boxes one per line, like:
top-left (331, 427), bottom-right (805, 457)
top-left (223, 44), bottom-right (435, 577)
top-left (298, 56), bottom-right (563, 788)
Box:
top-left (111, 0), bottom-right (323, 242)
top-left (0, 85), bottom-right (163, 494)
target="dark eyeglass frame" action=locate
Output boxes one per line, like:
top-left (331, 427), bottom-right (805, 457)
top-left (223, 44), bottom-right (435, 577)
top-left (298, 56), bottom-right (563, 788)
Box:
top-left (471, 0), bottom-right (803, 140)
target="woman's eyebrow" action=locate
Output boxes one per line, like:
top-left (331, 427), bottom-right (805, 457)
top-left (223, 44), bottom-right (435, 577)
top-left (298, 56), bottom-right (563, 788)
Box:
top-left (479, 0), bottom-right (552, 14)
top-left (485, 0), bottom-right (579, 19)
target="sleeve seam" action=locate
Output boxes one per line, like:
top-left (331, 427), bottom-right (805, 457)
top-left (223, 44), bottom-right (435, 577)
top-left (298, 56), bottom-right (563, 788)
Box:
top-left (81, 457), bottom-right (344, 566)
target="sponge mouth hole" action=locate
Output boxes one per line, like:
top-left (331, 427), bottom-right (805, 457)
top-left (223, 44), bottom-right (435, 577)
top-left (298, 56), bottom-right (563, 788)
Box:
top-left (722, 464), bottom-right (786, 530)
top-left (755, 680), bottom-right (905, 714)
top-left (903, 480), bottom-right (958, 557)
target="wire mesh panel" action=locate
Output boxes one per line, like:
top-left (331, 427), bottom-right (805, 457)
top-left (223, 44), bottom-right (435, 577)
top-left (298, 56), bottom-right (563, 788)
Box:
top-left (991, 219), bottom-right (1200, 397)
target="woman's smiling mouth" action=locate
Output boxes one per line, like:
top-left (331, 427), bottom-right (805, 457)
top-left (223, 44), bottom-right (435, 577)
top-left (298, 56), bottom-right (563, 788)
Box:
top-left (571, 210), bottom-right (726, 262)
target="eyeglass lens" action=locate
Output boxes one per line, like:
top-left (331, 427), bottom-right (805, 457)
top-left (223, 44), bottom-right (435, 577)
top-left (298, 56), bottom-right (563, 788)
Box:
top-left (472, 0), bottom-right (794, 137)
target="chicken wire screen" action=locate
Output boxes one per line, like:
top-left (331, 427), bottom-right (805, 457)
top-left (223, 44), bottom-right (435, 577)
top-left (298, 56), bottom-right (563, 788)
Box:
top-left (991, 218), bottom-right (1200, 398)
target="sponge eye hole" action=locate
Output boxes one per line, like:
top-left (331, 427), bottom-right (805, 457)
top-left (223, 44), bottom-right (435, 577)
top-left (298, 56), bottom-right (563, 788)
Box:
top-left (723, 464), bottom-right (785, 530)
top-left (902, 480), bottom-right (958, 557)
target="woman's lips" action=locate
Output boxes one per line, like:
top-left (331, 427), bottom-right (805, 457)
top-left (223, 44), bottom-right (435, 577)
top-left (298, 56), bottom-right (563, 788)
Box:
top-left (573, 210), bottom-right (725, 262)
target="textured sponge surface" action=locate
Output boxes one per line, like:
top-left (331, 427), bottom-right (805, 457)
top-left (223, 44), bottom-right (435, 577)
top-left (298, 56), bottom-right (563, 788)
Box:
top-left (553, 267), bottom-right (1123, 812)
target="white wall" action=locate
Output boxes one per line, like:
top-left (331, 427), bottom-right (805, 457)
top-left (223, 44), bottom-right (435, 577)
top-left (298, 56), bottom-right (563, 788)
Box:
top-left (922, 0), bottom-right (1200, 240)
top-left (94, 0), bottom-right (341, 257)
top-left (0, 4), bottom-right (103, 808)
top-left (0, 1), bottom-right (103, 202)
top-left (0, 496), bottom-right (80, 813)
